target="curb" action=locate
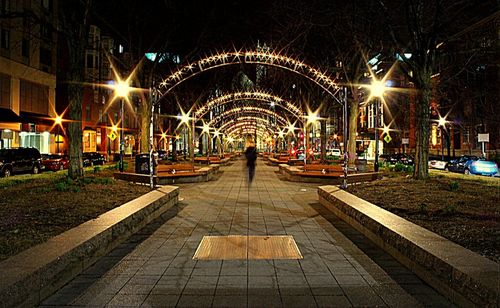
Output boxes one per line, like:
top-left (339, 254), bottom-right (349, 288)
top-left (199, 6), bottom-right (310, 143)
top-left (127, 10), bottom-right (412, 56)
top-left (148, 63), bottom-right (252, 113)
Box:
top-left (318, 185), bottom-right (499, 307)
top-left (0, 186), bottom-right (178, 308)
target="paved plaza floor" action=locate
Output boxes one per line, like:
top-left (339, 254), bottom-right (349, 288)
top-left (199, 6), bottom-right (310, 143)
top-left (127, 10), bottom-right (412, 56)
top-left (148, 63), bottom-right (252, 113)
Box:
top-left (41, 158), bottom-right (453, 307)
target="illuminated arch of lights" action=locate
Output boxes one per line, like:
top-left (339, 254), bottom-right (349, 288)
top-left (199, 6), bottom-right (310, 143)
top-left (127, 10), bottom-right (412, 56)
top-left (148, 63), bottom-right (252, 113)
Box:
top-left (219, 119), bottom-right (275, 134)
top-left (225, 127), bottom-right (270, 139)
top-left (194, 91), bottom-right (302, 122)
top-left (221, 121), bottom-right (275, 137)
top-left (158, 49), bottom-right (343, 105)
top-left (208, 107), bottom-right (287, 127)
top-left (218, 117), bottom-right (277, 133)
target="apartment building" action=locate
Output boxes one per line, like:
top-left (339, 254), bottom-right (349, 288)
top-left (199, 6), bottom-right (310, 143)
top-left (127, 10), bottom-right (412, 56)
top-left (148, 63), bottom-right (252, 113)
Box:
top-left (0, 0), bottom-right (58, 153)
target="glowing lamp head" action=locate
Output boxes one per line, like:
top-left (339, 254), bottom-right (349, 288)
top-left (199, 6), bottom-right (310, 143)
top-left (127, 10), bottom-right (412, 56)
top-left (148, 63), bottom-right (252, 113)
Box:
top-left (115, 80), bottom-right (130, 98)
top-left (54, 115), bottom-right (62, 125)
top-left (202, 123), bottom-right (210, 133)
top-left (370, 80), bottom-right (385, 98)
top-left (438, 116), bottom-right (447, 127)
top-left (161, 132), bottom-right (166, 139)
top-left (112, 124), bottom-right (118, 132)
top-left (306, 112), bottom-right (318, 124)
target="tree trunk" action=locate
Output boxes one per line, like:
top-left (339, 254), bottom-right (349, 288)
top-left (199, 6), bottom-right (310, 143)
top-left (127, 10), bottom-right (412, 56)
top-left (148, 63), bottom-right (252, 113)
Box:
top-left (348, 96), bottom-right (359, 167)
top-left (67, 83), bottom-right (84, 179)
top-left (320, 119), bottom-right (327, 162)
top-left (413, 72), bottom-right (432, 180)
top-left (140, 100), bottom-right (150, 153)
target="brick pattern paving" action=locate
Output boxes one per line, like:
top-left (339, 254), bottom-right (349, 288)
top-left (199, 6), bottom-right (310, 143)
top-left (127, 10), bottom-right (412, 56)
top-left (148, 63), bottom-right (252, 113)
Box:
top-left (41, 158), bottom-right (453, 307)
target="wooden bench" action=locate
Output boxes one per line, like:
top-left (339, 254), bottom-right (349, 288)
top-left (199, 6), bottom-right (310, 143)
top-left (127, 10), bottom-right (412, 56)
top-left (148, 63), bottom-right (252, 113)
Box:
top-left (303, 164), bottom-right (344, 175)
top-left (157, 163), bottom-right (196, 176)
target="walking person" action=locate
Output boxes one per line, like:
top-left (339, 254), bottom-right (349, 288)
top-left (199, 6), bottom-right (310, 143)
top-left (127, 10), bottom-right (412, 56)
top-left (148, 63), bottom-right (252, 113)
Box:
top-left (245, 140), bottom-right (257, 185)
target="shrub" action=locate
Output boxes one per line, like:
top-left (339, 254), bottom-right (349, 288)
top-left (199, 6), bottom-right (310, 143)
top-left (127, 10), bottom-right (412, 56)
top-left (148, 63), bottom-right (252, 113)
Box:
top-left (394, 163), bottom-right (406, 172)
top-left (93, 177), bottom-right (114, 185)
top-left (406, 165), bottom-right (414, 174)
top-left (93, 166), bottom-right (102, 173)
top-left (55, 180), bottom-right (71, 192)
top-left (419, 203), bottom-right (427, 213)
top-left (449, 181), bottom-right (460, 192)
top-left (114, 161), bottom-right (129, 170)
top-left (444, 204), bottom-right (457, 215)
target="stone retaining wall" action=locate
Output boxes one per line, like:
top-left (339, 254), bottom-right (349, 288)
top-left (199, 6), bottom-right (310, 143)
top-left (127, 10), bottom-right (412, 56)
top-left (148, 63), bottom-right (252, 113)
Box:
top-left (0, 186), bottom-right (178, 308)
top-left (318, 185), bottom-right (499, 307)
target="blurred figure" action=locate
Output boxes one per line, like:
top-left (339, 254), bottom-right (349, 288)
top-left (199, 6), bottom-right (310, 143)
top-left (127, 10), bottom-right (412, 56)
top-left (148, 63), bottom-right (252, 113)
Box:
top-left (245, 140), bottom-right (257, 185)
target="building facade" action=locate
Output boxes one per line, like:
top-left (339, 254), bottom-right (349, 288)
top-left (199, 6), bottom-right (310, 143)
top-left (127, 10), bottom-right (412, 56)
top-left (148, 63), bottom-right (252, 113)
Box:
top-left (0, 0), bottom-right (58, 153)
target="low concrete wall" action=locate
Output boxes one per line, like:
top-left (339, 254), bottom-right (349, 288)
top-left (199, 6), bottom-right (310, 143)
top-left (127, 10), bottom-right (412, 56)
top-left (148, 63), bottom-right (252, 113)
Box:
top-left (318, 186), bottom-right (499, 307)
top-left (0, 186), bottom-right (179, 308)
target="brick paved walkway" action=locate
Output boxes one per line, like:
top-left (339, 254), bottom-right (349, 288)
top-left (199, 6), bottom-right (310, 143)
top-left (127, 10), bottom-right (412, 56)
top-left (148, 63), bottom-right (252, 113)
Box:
top-left (41, 158), bottom-right (452, 307)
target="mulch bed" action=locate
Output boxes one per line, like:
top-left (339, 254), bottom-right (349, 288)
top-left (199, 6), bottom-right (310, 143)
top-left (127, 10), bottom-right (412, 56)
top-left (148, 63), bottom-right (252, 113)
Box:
top-left (0, 168), bottom-right (150, 261)
top-left (347, 172), bottom-right (500, 263)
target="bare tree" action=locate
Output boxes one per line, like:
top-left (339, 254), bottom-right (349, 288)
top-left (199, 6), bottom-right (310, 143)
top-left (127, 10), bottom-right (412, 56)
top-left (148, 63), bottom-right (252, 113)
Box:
top-left (58, 0), bottom-right (93, 179)
top-left (379, 0), bottom-right (497, 179)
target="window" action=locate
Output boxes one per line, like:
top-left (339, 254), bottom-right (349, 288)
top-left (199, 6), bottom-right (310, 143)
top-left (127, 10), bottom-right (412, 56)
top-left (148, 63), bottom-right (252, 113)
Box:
top-left (98, 109), bottom-right (103, 123)
top-left (41, 0), bottom-right (52, 11)
top-left (40, 47), bottom-right (51, 66)
top-left (40, 23), bottom-right (51, 40)
top-left (1, 29), bottom-right (9, 49)
top-left (0, 73), bottom-right (10, 108)
top-left (1, 0), bottom-right (10, 14)
top-left (85, 105), bottom-right (91, 121)
top-left (86, 54), bottom-right (94, 68)
top-left (19, 131), bottom-right (49, 154)
top-left (20, 80), bottom-right (49, 114)
top-left (22, 39), bottom-right (29, 57)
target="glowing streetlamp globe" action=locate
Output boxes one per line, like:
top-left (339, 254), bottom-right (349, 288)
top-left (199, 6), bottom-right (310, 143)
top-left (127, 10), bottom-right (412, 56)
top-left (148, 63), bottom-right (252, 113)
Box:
top-left (115, 80), bottom-right (131, 98)
top-left (370, 80), bottom-right (386, 98)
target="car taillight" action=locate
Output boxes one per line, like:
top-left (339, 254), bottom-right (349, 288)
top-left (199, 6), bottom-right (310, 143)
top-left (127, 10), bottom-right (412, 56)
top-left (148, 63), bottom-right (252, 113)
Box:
top-left (291, 150), bottom-right (296, 155)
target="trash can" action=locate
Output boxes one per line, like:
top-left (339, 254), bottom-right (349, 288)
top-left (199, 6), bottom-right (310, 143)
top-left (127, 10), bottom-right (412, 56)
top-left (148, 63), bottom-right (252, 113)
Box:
top-left (135, 153), bottom-right (155, 174)
top-left (355, 158), bottom-right (368, 172)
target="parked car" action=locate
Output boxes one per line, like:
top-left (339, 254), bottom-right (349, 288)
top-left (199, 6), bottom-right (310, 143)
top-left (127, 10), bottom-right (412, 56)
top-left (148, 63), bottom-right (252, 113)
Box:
top-left (41, 154), bottom-right (69, 171)
top-left (386, 153), bottom-right (414, 165)
top-left (428, 159), bottom-right (447, 170)
top-left (82, 152), bottom-right (106, 167)
top-left (0, 147), bottom-right (42, 177)
top-left (327, 148), bottom-right (342, 158)
top-left (445, 155), bottom-right (498, 176)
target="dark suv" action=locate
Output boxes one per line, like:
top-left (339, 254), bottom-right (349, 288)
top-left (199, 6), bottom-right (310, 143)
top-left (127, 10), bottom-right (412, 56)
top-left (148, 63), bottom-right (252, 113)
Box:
top-left (0, 148), bottom-right (43, 177)
top-left (82, 152), bottom-right (106, 167)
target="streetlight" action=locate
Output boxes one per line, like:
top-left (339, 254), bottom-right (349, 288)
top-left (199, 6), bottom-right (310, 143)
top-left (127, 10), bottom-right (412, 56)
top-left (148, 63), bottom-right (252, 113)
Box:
top-left (54, 115), bottom-right (63, 154)
top-left (438, 116), bottom-right (447, 161)
top-left (370, 79), bottom-right (386, 172)
top-left (113, 79), bottom-right (131, 173)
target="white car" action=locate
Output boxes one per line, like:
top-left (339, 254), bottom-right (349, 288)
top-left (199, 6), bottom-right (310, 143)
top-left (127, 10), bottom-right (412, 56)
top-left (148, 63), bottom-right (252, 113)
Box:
top-left (328, 149), bottom-right (342, 158)
top-left (428, 159), bottom-right (447, 170)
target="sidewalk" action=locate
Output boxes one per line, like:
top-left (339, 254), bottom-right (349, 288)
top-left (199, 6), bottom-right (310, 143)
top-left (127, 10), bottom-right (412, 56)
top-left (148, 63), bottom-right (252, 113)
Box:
top-left (41, 158), bottom-right (452, 307)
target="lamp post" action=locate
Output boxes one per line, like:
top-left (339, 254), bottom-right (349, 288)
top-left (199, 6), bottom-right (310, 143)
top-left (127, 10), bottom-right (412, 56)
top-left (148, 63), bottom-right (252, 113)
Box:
top-left (370, 79), bottom-right (386, 173)
top-left (54, 115), bottom-right (62, 153)
top-left (438, 116), bottom-right (447, 161)
top-left (342, 86), bottom-right (348, 189)
top-left (113, 79), bottom-right (131, 173)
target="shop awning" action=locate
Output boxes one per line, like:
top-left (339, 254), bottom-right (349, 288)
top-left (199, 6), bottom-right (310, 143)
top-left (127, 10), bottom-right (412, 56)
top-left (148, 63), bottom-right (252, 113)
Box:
top-left (0, 108), bottom-right (22, 122)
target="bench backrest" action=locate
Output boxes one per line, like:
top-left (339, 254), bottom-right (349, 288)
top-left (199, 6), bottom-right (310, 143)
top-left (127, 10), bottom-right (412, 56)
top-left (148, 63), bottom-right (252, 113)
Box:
top-left (157, 163), bottom-right (194, 173)
top-left (304, 164), bottom-right (343, 173)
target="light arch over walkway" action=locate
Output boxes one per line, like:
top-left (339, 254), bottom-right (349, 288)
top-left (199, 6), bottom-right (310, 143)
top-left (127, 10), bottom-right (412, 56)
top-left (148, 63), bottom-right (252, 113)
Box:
top-left (158, 49), bottom-right (343, 105)
top-left (194, 91), bottom-right (303, 123)
top-left (220, 118), bottom-right (276, 136)
top-left (208, 106), bottom-right (287, 128)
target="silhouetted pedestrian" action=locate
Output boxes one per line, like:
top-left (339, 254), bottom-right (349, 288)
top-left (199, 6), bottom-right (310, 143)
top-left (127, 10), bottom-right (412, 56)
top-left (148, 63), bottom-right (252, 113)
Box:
top-left (245, 141), bottom-right (257, 185)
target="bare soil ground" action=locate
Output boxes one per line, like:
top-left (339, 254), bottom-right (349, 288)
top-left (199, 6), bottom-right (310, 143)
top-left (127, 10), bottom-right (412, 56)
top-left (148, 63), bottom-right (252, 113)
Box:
top-left (347, 170), bottom-right (500, 263)
top-left (0, 167), bottom-right (150, 262)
